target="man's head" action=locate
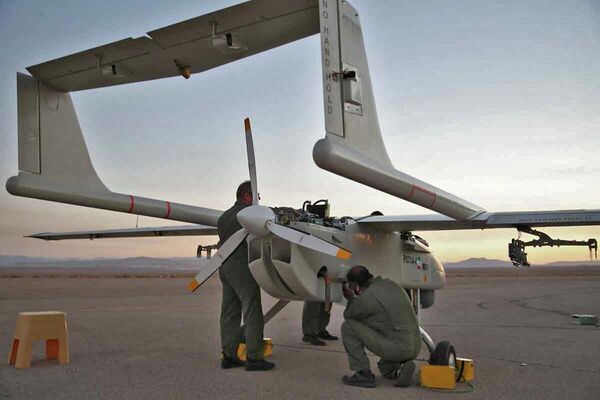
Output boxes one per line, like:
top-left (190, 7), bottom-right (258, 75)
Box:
top-left (346, 265), bottom-right (373, 286)
top-left (236, 181), bottom-right (253, 205)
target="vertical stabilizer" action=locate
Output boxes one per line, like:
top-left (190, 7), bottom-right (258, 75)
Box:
top-left (313, 1), bottom-right (484, 220)
top-left (317, 0), bottom-right (392, 166)
top-left (13, 73), bottom-right (109, 193)
top-left (7, 73), bottom-right (221, 226)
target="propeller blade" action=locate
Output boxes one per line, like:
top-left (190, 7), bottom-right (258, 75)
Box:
top-left (187, 228), bottom-right (248, 292)
top-left (266, 222), bottom-right (351, 260)
top-left (244, 118), bottom-right (259, 205)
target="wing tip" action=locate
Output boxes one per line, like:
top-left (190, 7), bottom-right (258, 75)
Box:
top-left (244, 117), bottom-right (251, 132)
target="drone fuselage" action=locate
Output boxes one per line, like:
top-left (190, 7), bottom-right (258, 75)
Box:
top-left (248, 217), bottom-right (445, 304)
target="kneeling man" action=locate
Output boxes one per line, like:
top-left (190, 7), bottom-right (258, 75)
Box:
top-left (341, 265), bottom-right (421, 388)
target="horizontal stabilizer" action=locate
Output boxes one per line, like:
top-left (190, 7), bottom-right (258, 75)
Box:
top-left (28, 224), bottom-right (217, 241)
top-left (357, 209), bottom-right (600, 232)
top-left (27, 0), bottom-right (319, 92)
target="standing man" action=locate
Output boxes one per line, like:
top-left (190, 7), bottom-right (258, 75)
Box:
top-left (218, 181), bottom-right (275, 371)
top-left (341, 266), bottom-right (421, 388)
top-left (302, 301), bottom-right (337, 345)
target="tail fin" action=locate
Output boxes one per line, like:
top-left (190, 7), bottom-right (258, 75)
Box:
top-left (12, 73), bottom-right (109, 192)
top-left (7, 73), bottom-right (221, 226)
top-left (313, 1), bottom-right (484, 220)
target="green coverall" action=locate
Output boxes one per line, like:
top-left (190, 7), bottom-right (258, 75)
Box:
top-left (302, 301), bottom-right (331, 336)
top-left (342, 277), bottom-right (421, 375)
top-left (218, 201), bottom-right (265, 360)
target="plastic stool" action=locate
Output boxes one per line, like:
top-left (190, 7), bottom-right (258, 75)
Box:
top-left (8, 311), bottom-right (69, 368)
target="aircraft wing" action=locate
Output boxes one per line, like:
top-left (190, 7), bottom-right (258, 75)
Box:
top-left (357, 209), bottom-right (600, 232)
top-left (28, 224), bottom-right (217, 241)
top-left (27, 0), bottom-right (319, 92)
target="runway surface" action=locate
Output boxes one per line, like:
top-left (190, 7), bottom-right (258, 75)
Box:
top-left (0, 271), bottom-right (599, 399)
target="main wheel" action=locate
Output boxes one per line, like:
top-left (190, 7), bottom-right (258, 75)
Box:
top-left (429, 341), bottom-right (456, 368)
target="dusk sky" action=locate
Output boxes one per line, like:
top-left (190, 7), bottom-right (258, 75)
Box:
top-left (1, 0), bottom-right (599, 264)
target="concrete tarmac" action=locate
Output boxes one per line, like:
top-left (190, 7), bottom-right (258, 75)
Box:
top-left (0, 272), bottom-right (599, 399)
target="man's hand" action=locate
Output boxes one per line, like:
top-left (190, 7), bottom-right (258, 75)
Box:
top-left (353, 283), bottom-right (364, 296)
top-left (343, 282), bottom-right (354, 300)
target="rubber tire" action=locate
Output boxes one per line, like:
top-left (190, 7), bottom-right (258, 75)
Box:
top-left (429, 341), bottom-right (456, 366)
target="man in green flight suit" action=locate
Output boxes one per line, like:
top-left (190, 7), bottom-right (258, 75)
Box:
top-left (218, 181), bottom-right (275, 371)
top-left (341, 265), bottom-right (421, 388)
top-left (301, 301), bottom-right (337, 346)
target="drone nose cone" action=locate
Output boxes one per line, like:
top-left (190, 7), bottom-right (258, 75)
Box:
top-left (237, 205), bottom-right (275, 237)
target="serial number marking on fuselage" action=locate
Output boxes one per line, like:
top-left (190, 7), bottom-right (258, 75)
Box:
top-left (403, 255), bottom-right (429, 271)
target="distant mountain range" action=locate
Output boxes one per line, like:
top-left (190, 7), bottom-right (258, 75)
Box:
top-left (443, 257), bottom-right (599, 268)
top-left (443, 257), bottom-right (513, 268)
top-left (0, 255), bottom-right (597, 269)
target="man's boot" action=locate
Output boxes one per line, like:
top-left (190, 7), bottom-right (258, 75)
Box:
top-left (381, 368), bottom-right (399, 380)
top-left (245, 358), bottom-right (276, 371)
top-left (317, 330), bottom-right (338, 341)
top-left (394, 361), bottom-right (416, 387)
top-left (342, 370), bottom-right (376, 388)
top-left (302, 334), bottom-right (326, 346)
top-left (221, 356), bottom-right (245, 369)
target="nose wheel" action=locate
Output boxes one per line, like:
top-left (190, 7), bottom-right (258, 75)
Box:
top-left (429, 341), bottom-right (456, 367)
top-left (420, 328), bottom-right (457, 366)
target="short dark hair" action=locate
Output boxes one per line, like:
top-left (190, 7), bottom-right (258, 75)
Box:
top-left (347, 265), bottom-right (373, 286)
top-left (236, 181), bottom-right (253, 201)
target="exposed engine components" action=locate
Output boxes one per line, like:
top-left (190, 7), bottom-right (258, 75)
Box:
top-left (272, 200), bottom-right (346, 230)
top-left (302, 199), bottom-right (330, 219)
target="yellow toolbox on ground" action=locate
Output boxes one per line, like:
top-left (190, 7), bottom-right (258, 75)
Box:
top-left (420, 358), bottom-right (475, 390)
top-left (455, 358), bottom-right (475, 382)
top-left (236, 338), bottom-right (273, 361)
top-left (420, 365), bottom-right (456, 390)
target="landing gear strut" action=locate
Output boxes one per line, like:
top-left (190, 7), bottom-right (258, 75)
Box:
top-left (410, 289), bottom-right (442, 365)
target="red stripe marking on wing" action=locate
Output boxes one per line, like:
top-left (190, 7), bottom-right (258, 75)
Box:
top-left (128, 196), bottom-right (135, 213)
top-left (165, 201), bottom-right (171, 219)
top-left (406, 183), bottom-right (416, 200)
top-left (413, 186), bottom-right (437, 208)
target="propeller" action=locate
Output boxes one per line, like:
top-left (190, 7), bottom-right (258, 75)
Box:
top-left (244, 118), bottom-right (259, 206)
top-left (187, 118), bottom-right (351, 293)
top-left (187, 228), bottom-right (248, 292)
